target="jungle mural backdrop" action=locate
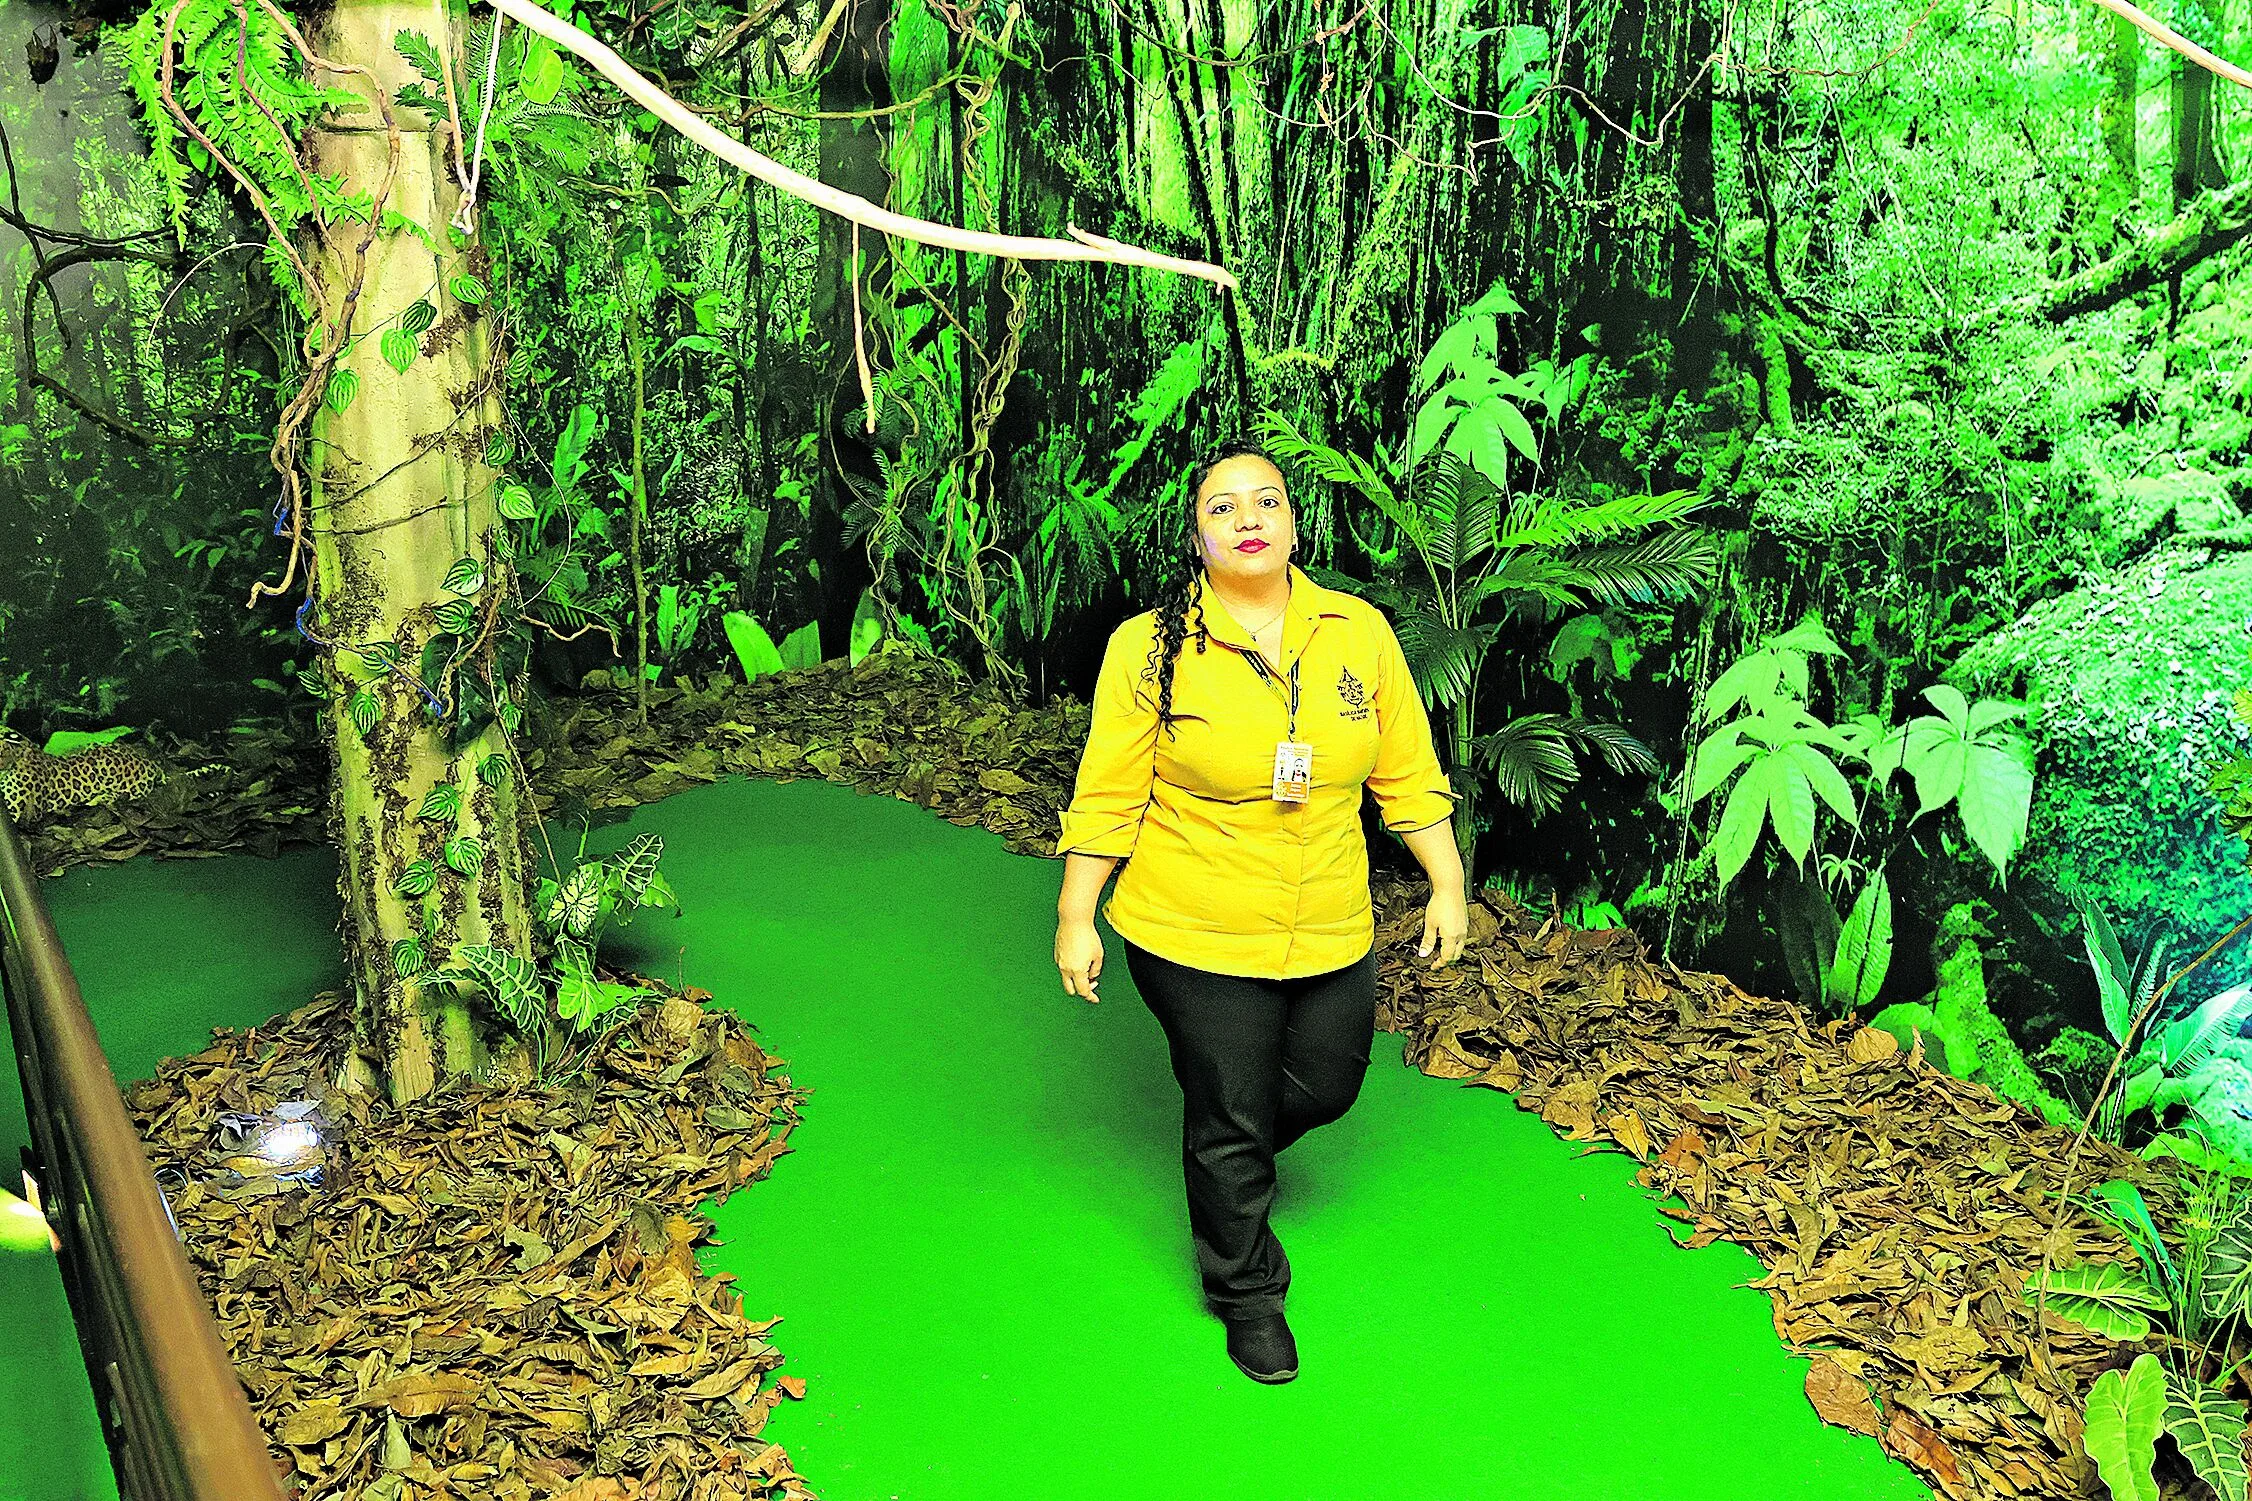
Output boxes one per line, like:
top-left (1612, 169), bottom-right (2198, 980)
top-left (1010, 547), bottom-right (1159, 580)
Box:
top-left (6, 0), bottom-right (2252, 1232)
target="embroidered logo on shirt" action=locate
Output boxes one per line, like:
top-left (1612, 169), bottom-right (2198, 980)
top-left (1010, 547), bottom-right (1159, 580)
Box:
top-left (1337, 665), bottom-right (1371, 721)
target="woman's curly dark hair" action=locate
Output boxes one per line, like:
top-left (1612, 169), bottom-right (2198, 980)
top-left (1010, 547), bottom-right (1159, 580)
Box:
top-left (1141, 437), bottom-right (1290, 737)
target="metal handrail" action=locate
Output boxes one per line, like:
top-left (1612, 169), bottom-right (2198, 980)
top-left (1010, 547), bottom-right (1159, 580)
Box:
top-left (0, 816), bottom-right (285, 1501)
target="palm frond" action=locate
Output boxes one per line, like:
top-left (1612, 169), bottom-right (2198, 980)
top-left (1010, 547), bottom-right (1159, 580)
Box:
top-left (1559, 528), bottom-right (1724, 607)
top-left (1394, 612), bottom-right (1494, 710)
top-left (1478, 552), bottom-right (1591, 615)
top-left (2167, 986), bottom-right (2252, 1074)
top-left (1406, 452), bottom-right (1504, 572)
top-left (1473, 714), bottom-right (1585, 817)
top-left (1259, 410), bottom-right (1430, 562)
top-left (1498, 487), bottom-right (1708, 551)
top-left (1473, 713), bottom-right (1658, 818)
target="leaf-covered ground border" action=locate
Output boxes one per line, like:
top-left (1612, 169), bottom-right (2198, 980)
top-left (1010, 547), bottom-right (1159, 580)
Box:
top-left (29, 645), bottom-right (2187, 1499)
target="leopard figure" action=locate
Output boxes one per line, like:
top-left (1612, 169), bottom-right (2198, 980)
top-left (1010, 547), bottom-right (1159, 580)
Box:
top-left (0, 732), bottom-right (173, 826)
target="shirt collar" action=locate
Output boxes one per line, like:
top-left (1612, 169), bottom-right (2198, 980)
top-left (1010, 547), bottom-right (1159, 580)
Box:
top-left (1191, 563), bottom-right (1349, 655)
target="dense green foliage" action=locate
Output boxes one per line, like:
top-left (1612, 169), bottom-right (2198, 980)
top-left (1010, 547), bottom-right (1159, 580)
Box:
top-left (4, 0), bottom-right (2252, 1138)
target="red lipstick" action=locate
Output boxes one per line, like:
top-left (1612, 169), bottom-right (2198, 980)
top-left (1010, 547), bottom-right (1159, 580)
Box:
top-left (1234, 538), bottom-right (1269, 553)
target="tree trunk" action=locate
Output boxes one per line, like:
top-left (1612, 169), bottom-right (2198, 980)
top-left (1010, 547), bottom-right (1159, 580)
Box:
top-left (304, 0), bottom-right (534, 1103)
top-left (2172, 42), bottom-right (2230, 212)
top-left (2098, 7), bottom-right (2139, 202)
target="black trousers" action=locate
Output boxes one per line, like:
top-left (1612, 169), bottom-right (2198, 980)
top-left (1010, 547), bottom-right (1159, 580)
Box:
top-left (1121, 938), bottom-right (1379, 1321)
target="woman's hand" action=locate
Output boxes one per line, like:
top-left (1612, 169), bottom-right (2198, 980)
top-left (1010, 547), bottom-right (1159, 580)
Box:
top-left (1418, 886), bottom-right (1470, 967)
top-left (1056, 917), bottom-right (1107, 1003)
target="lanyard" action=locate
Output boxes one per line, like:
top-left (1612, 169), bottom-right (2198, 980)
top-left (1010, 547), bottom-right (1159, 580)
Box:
top-left (1243, 651), bottom-right (1300, 739)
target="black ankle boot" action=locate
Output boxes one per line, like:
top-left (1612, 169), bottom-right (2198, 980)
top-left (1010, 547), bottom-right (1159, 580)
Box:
top-left (1223, 1311), bottom-right (1299, 1383)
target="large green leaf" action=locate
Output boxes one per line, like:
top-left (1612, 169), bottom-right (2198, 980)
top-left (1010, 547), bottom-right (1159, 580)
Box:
top-left (1711, 759), bottom-right (1773, 888)
top-left (1760, 754), bottom-right (1818, 867)
top-left (2083, 1354), bottom-right (2164, 1501)
top-left (2093, 1179), bottom-right (2176, 1286)
top-left (2081, 900), bottom-right (2137, 1047)
top-left (721, 610), bottom-right (785, 682)
top-left (1687, 727), bottom-right (1757, 804)
top-left (544, 863), bottom-right (604, 939)
top-left (2025, 1261), bottom-right (2164, 1340)
top-left (554, 941), bottom-right (642, 1029)
top-left (1779, 741), bottom-right (1859, 825)
top-left (2161, 1371), bottom-right (2248, 1501)
top-left (444, 943), bottom-right (544, 1034)
top-left (779, 621), bottom-right (822, 671)
top-left (849, 587), bottom-right (884, 666)
top-left (417, 783), bottom-right (461, 822)
top-left (1958, 739), bottom-right (2034, 880)
top-left (2204, 1210), bottom-right (2252, 1323)
top-left (613, 833), bottom-right (664, 906)
top-left (1823, 872), bottom-right (1892, 1014)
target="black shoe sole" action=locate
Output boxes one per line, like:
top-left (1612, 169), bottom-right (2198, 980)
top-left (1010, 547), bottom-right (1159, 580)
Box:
top-left (1231, 1359), bottom-right (1298, 1384)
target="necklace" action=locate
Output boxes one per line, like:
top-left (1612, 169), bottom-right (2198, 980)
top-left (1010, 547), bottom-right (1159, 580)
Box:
top-left (1238, 603), bottom-right (1286, 635)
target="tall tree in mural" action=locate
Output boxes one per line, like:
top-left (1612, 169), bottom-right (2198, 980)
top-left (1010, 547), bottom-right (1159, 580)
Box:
top-left (125, 0), bottom-right (528, 1100)
top-left (295, 0), bottom-right (532, 1102)
top-left (120, 0), bottom-right (1232, 1102)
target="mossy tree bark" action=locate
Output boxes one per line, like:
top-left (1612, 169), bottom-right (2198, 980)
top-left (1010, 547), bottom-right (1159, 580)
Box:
top-left (303, 0), bottom-right (534, 1103)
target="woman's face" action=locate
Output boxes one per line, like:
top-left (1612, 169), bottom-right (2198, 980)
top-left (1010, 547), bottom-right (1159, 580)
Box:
top-left (1193, 455), bottom-right (1294, 589)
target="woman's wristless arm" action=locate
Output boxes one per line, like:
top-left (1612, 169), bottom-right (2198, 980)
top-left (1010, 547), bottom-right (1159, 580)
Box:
top-left (1398, 820), bottom-right (1465, 896)
top-left (1058, 852), bottom-right (1122, 923)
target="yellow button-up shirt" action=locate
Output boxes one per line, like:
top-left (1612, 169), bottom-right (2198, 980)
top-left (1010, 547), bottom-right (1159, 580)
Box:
top-left (1055, 564), bottom-right (1457, 979)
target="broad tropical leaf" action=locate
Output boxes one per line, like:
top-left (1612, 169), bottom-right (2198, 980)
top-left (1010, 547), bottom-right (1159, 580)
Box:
top-left (443, 556), bottom-right (484, 595)
top-left (1823, 872), bottom-right (1892, 1014)
top-left (2085, 1356), bottom-right (2165, 1501)
top-left (2024, 1261), bottom-right (2164, 1340)
top-left (554, 941), bottom-right (642, 1028)
top-left (443, 943), bottom-right (544, 1033)
top-left (417, 784), bottom-right (461, 822)
top-left (2160, 1371), bottom-right (2249, 1501)
top-left (613, 833), bottom-right (664, 905)
top-left (395, 859), bottom-right (437, 899)
top-left (544, 863), bottom-right (604, 939)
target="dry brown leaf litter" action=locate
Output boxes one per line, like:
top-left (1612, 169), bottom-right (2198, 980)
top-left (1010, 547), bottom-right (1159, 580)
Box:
top-left (1370, 887), bottom-right (2185, 1500)
top-left (36, 648), bottom-right (2194, 1497)
top-left (125, 989), bottom-right (814, 1501)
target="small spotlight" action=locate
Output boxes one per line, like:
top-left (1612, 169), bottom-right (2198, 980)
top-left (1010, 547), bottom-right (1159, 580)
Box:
top-left (213, 1101), bottom-right (329, 1188)
top-left (252, 1121), bottom-right (322, 1168)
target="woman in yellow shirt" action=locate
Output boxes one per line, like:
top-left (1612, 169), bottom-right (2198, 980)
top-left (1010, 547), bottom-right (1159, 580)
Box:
top-left (1053, 438), bottom-right (1469, 1385)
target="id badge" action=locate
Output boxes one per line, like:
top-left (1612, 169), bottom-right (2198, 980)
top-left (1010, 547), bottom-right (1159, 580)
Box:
top-left (1271, 740), bottom-right (1313, 803)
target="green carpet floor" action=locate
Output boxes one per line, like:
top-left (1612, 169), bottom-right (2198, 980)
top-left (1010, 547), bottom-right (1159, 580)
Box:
top-left (16, 775), bottom-right (1930, 1501)
top-left (2, 844), bottom-right (344, 1501)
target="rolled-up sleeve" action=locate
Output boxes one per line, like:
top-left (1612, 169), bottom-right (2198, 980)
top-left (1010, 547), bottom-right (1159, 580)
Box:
top-left (1055, 620), bottom-right (1160, 859)
top-left (1365, 609), bottom-right (1458, 832)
